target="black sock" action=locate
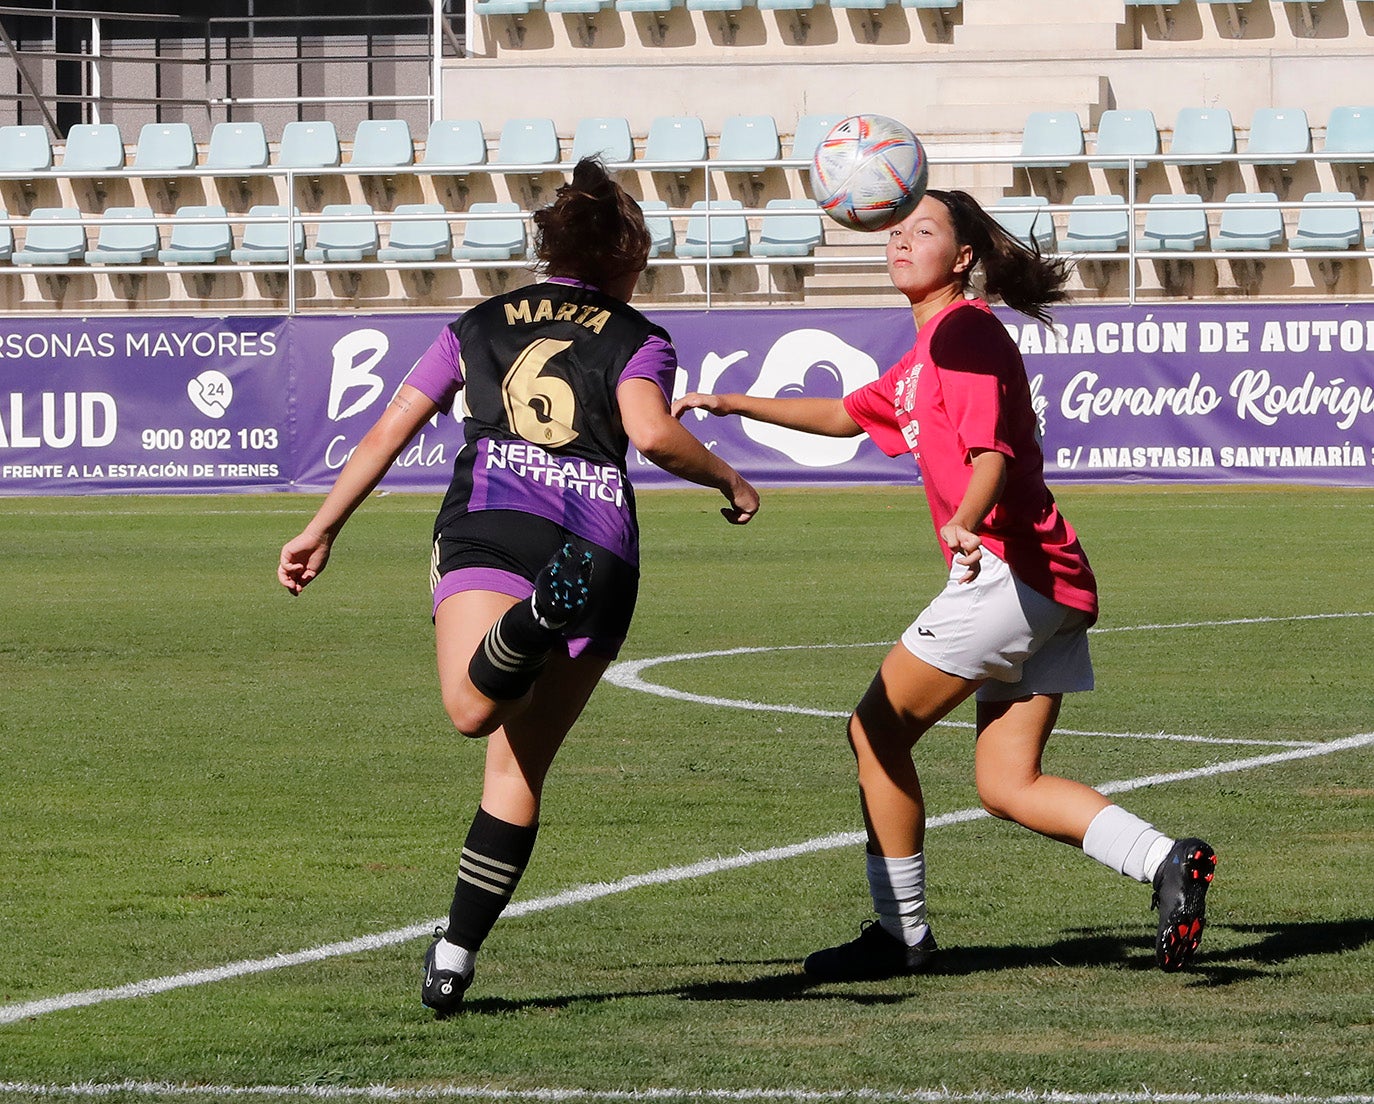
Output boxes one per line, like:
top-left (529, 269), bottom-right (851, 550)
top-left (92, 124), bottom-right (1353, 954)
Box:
top-left (445, 807), bottom-right (539, 953)
top-left (466, 597), bottom-right (560, 701)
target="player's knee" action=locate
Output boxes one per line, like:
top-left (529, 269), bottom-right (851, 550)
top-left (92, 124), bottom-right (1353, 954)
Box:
top-left (444, 688), bottom-right (499, 739)
top-left (976, 776), bottom-right (1023, 821)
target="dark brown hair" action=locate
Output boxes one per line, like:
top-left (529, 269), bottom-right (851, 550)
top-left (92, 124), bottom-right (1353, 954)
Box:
top-left (924, 188), bottom-right (1071, 326)
top-left (532, 157), bottom-right (652, 290)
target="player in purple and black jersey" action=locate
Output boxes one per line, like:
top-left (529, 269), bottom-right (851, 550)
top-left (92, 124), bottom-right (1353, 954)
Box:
top-left (279, 158), bottom-right (758, 1017)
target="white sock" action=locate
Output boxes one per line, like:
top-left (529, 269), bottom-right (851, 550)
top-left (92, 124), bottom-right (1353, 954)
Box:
top-left (867, 851), bottom-right (929, 946)
top-left (1082, 805), bottom-right (1175, 884)
top-left (434, 937), bottom-right (476, 977)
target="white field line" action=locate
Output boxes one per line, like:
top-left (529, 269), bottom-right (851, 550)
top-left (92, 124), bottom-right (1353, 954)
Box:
top-left (3, 730), bottom-right (1371, 1027)
top-left (3, 1085), bottom-right (1374, 1104)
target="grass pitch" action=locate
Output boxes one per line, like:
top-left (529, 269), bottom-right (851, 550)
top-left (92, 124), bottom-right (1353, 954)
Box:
top-left (1, 485), bottom-right (1371, 1102)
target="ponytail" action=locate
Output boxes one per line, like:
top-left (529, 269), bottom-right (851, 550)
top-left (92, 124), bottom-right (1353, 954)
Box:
top-left (532, 156), bottom-right (651, 289)
top-left (925, 189), bottom-right (1071, 326)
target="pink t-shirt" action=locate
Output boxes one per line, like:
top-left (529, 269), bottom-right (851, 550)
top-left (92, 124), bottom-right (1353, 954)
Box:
top-left (843, 298), bottom-right (1098, 620)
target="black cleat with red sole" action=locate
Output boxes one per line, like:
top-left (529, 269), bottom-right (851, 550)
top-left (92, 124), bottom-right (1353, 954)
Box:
top-left (1151, 838), bottom-right (1217, 971)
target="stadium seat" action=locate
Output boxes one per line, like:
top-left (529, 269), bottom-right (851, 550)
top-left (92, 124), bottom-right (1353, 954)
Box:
top-left (1288, 192), bottom-right (1362, 251)
top-left (377, 204), bottom-right (453, 262)
top-left (901, 0), bottom-right (957, 6)
top-left (12, 207), bottom-right (85, 265)
top-left (679, 199), bottom-right (749, 257)
top-left (59, 123), bottom-right (126, 172)
top-left (422, 119), bottom-right (488, 168)
top-left (231, 205), bottom-right (306, 263)
top-left (643, 116), bottom-right (708, 164)
top-left (751, 198), bottom-right (823, 258)
top-left (0, 209), bottom-right (11, 262)
top-left (758, 0), bottom-right (816, 10)
top-left (84, 206), bottom-right (160, 265)
top-left (495, 118), bottom-right (559, 165)
top-left (993, 195), bottom-right (1057, 253)
top-left (0, 125), bottom-right (53, 172)
top-left (132, 122), bottom-right (197, 171)
top-left (547, 0), bottom-right (612, 11)
top-left (830, 0), bottom-right (894, 9)
top-left (639, 199), bottom-right (676, 257)
top-left (157, 205), bottom-right (233, 264)
top-left (1063, 195), bottom-right (1129, 252)
top-left (305, 203), bottom-right (379, 262)
top-left (1210, 192), bottom-right (1285, 251)
top-left (205, 122), bottom-right (270, 169)
top-left (474, 0), bottom-right (542, 12)
top-left (1018, 111), bottom-right (1085, 170)
top-left (687, 0), bottom-right (756, 10)
top-left (1169, 106), bottom-right (1236, 161)
top-left (791, 114), bottom-right (847, 163)
top-left (1090, 109), bottom-right (1160, 172)
top-left (571, 117), bottom-right (634, 164)
top-left (1135, 194), bottom-right (1209, 252)
top-left (716, 115), bottom-right (781, 174)
top-left (454, 201), bottom-right (527, 260)
top-left (278, 121), bottom-right (342, 168)
top-left (1323, 106), bottom-right (1374, 163)
top-left (616, 0), bottom-right (681, 10)
top-left (349, 119), bottom-right (415, 168)
top-left (1245, 108), bottom-right (1311, 166)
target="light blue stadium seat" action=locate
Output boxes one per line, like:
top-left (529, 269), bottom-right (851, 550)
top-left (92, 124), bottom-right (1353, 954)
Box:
top-left (157, 205), bottom-right (233, 264)
top-left (1135, 193), bottom-right (1208, 252)
top-left (717, 115), bottom-right (781, 173)
top-left (1063, 195), bottom-right (1129, 252)
top-left (571, 117), bottom-right (634, 164)
top-left (0, 209), bottom-right (11, 262)
top-left (830, 0), bottom-right (891, 8)
top-left (378, 204), bottom-right (453, 262)
top-left (422, 119), bottom-right (487, 168)
top-left (687, 0), bottom-right (755, 9)
top-left (231, 205), bottom-right (305, 263)
top-left (993, 195), bottom-right (1057, 253)
top-left (474, 0), bottom-right (542, 15)
top-left (616, 0), bottom-right (681, 10)
top-left (639, 199), bottom-right (675, 257)
top-left (790, 114), bottom-right (847, 162)
top-left (547, 0), bottom-right (612, 11)
top-left (1210, 192), bottom-right (1285, 251)
top-left (278, 121), bottom-right (342, 168)
top-left (751, 199), bottom-right (823, 258)
top-left (12, 208), bottom-right (85, 265)
top-left (759, 0), bottom-right (815, 10)
top-left (84, 206), bottom-right (159, 265)
top-left (1018, 111), bottom-right (1085, 170)
top-left (679, 199), bottom-right (749, 257)
top-left (350, 119), bottom-right (414, 168)
top-left (133, 122), bottom-right (196, 171)
top-left (206, 122), bottom-right (269, 169)
top-left (901, 0), bottom-right (958, 6)
top-left (1288, 192), bottom-right (1362, 251)
top-left (60, 124), bottom-right (125, 171)
top-left (305, 204), bottom-right (379, 262)
top-left (495, 118), bottom-right (559, 166)
top-left (643, 116), bottom-right (707, 164)
top-left (1246, 108), bottom-right (1311, 166)
top-left (1323, 106), bottom-right (1374, 159)
top-left (0, 125), bottom-right (53, 172)
top-left (1091, 109), bottom-right (1159, 171)
top-left (454, 202), bottom-right (527, 260)
top-left (1169, 107), bottom-right (1236, 162)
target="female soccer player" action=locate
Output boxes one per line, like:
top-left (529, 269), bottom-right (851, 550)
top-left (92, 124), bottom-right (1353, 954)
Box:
top-left (673, 189), bottom-right (1214, 977)
top-left (279, 157), bottom-right (759, 1016)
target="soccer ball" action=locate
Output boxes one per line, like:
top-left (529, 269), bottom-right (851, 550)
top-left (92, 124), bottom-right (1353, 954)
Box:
top-left (809, 115), bottom-right (929, 233)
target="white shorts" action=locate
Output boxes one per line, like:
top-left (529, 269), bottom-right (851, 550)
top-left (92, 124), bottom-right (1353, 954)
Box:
top-left (900, 546), bottom-right (1094, 703)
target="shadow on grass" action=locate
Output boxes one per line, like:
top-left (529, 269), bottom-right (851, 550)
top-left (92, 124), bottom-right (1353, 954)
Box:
top-left (456, 918), bottom-right (1374, 1014)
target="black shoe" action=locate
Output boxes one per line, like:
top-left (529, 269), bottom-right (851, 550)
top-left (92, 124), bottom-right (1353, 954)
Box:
top-left (803, 920), bottom-right (938, 981)
top-left (532, 543), bottom-right (594, 629)
top-left (1151, 838), bottom-right (1217, 971)
top-left (421, 929), bottom-right (473, 1019)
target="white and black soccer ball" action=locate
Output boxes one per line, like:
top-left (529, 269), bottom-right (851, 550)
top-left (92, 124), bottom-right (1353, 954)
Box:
top-left (809, 114), bottom-right (929, 233)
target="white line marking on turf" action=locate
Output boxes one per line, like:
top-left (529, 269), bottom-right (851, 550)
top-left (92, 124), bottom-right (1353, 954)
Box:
top-left (3, 731), bottom-right (1371, 1026)
top-left (3, 1085), bottom-right (1374, 1104)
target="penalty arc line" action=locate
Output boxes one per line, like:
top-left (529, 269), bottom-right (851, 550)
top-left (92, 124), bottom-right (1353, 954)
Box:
top-left (2, 730), bottom-right (1371, 1027)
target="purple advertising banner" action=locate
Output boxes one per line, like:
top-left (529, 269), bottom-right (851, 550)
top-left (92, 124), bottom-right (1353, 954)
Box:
top-left (2, 302), bottom-right (1372, 495)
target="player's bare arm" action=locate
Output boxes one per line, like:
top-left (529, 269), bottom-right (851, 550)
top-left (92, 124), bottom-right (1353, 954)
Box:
top-left (673, 392), bottom-right (862, 438)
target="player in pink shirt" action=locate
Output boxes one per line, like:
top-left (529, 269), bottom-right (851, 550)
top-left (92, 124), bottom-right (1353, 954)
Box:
top-left (675, 189), bottom-right (1214, 979)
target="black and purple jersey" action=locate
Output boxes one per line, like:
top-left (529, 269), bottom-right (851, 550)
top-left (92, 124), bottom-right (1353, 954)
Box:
top-left (404, 278), bottom-right (676, 566)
